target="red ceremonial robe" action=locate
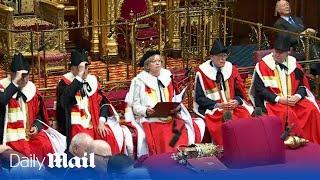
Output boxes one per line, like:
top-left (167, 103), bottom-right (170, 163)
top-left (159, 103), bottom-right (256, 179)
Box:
top-left (252, 53), bottom-right (320, 143)
top-left (0, 78), bottom-right (54, 161)
top-left (59, 73), bottom-right (120, 154)
top-left (124, 69), bottom-right (204, 157)
top-left (194, 60), bottom-right (253, 145)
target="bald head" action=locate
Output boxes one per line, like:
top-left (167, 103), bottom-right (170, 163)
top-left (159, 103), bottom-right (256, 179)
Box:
top-left (69, 133), bottom-right (93, 157)
top-left (276, 0), bottom-right (291, 16)
top-left (87, 140), bottom-right (112, 156)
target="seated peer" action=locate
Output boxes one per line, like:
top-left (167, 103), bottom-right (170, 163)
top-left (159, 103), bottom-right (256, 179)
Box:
top-left (274, 0), bottom-right (316, 48)
top-left (274, 0), bottom-right (320, 74)
top-left (56, 50), bottom-right (121, 154)
top-left (250, 35), bottom-right (320, 144)
top-left (0, 53), bottom-right (54, 161)
top-left (194, 40), bottom-right (253, 145)
top-left (125, 50), bottom-right (205, 156)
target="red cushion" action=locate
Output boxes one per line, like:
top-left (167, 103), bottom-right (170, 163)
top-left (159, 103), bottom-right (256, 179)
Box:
top-left (40, 52), bottom-right (66, 62)
top-left (136, 27), bottom-right (159, 40)
top-left (222, 116), bottom-right (285, 168)
top-left (106, 89), bottom-right (129, 112)
top-left (44, 98), bottom-right (55, 109)
top-left (47, 109), bottom-right (56, 119)
top-left (44, 98), bottom-right (56, 119)
top-left (239, 72), bottom-right (249, 80)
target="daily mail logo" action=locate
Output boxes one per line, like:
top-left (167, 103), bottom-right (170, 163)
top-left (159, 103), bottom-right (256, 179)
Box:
top-left (10, 152), bottom-right (96, 170)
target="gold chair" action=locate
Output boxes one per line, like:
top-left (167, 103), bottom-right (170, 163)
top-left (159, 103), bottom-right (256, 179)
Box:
top-left (0, 1), bottom-right (65, 68)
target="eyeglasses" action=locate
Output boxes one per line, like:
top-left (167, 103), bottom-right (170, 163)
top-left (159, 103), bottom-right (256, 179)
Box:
top-left (150, 59), bottom-right (162, 63)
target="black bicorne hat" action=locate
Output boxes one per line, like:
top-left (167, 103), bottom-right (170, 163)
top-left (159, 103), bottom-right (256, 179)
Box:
top-left (10, 53), bottom-right (29, 72)
top-left (274, 35), bottom-right (291, 52)
top-left (139, 50), bottom-right (161, 67)
top-left (70, 49), bottom-right (90, 66)
top-left (210, 39), bottom-right (228, 55)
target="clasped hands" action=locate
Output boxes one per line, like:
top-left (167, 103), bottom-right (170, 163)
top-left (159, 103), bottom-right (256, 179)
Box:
top-left (215, 99), bottom-right (239, 111)
top-left (278, 95), bottom-right (301, 106)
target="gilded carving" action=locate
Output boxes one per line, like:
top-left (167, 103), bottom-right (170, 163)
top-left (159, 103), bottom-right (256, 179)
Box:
top-left (105, 0), bottom-right (118, 55)
top-left (90, 0), bottom-right (100, 53)
top-left (0, 1), bottom-right (65, 56)
top-left (21, 0), bottom-right (35, 14)
top-left (172, 0), bottom-right (180, 49)
top-left (83, 0), bottom-right (90, 38)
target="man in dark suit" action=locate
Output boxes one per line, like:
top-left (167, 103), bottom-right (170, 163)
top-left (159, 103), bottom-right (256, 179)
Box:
top-left (274, 0), bottom-right (319, 74)
top-left (274, 0), bottom-right (316, 48)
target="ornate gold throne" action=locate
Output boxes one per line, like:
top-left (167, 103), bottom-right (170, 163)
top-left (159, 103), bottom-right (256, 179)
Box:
top-left (116, 0), bottom-right (159, 59)
top-left (0, 0), bottom-right (65, 62)
top-left (0, 0), bottom-right (66, 87)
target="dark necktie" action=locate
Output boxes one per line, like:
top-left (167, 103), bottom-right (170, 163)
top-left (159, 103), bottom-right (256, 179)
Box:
top-left (288, 16), bottom-right (303, 28)
top-left (216, 68), bottom-right (226, 90)
top-left (80, 82), bottom-right (92, 98)
top-left (288, 16), bottom-right (296, 26)
top-left (16, 91), bottom-right (27, 102)
top-left (157, 78), bottom-right (164, 102)
top-left (276, 63), bottom-right (288, 71)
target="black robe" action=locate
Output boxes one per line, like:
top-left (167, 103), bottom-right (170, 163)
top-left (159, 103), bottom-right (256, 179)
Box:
top-left (56, 77), bottom-right (109, 149)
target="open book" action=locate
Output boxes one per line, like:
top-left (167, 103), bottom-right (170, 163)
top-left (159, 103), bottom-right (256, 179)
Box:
top-left (148, 102), bottom-right (180, 117)
top-left (148, 87), bottom-right (188, 117)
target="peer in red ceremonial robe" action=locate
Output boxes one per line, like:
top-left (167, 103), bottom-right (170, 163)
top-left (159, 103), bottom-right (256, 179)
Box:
top-left (0, 53), bottom-right (54, 161)
top-left (124, 50), bottom-right (205, 157)
top-left (250, 35), bottom-right (320, 144)
top-left (56, 50), bottom-right (123, 154)
top-left (194, 40), bottom-right (253, 145)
